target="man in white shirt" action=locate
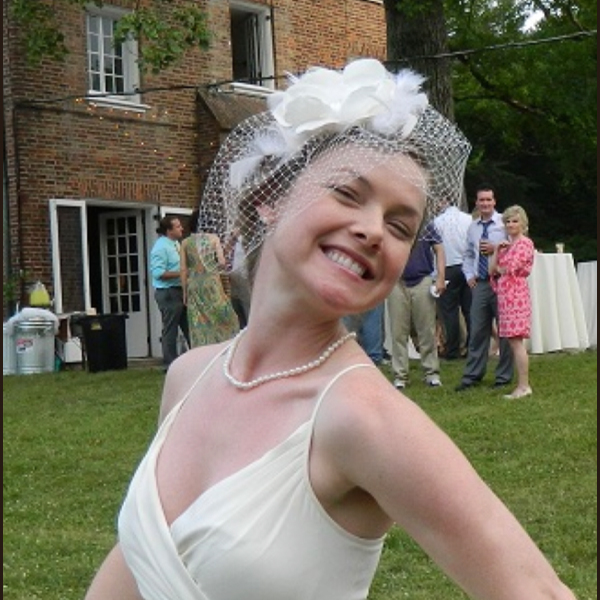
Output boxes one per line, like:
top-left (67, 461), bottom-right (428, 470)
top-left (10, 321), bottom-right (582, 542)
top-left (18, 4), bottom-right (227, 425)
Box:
top-left (434, 202), bottom-right (473, 360)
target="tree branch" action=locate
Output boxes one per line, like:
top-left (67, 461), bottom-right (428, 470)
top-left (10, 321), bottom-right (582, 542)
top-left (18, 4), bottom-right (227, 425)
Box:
top-left (457, 55), bottom-right (547, 117)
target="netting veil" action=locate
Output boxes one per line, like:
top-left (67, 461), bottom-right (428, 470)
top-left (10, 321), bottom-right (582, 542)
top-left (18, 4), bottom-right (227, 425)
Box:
top-left (198, 58), bottom-right (471, 272)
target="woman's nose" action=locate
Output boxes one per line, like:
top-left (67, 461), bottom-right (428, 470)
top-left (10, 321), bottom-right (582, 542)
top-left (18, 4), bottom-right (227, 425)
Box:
top-left (350, 210), bottom-right (384, 249)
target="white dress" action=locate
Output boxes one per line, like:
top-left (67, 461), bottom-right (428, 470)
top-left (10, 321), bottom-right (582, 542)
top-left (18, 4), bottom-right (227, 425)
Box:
top-left (118, 353), bottom-right (385, 600)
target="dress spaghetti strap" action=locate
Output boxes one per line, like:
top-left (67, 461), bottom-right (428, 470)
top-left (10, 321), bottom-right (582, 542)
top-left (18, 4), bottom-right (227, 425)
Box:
top-left (309, 363), bottom-right (376, 425)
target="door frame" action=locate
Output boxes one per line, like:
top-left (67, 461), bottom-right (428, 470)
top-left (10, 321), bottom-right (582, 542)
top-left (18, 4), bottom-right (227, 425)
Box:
top-left (50, 199), bottom-right (166, 359)
top-left (49, 199), bottom-right (92, 314)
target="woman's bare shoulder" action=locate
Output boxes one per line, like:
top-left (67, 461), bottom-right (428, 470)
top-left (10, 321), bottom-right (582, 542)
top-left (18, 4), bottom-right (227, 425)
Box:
top-left (159, 341), bottom-right (231, 422)
top-left (316, 365), bottom-right (449, 469)
top-left (317, 367), bottom-right (415, 436)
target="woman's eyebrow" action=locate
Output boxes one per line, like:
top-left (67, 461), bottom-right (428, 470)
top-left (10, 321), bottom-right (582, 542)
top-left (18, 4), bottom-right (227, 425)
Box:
top-left (333, 167), bottom-right (373, 189)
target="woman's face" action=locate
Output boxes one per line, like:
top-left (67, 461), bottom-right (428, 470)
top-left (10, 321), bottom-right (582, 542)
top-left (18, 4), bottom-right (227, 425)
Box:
top-left (260, 148), bottom-right (427, 315)
top-left (504, 215), bottom-right (523, 238)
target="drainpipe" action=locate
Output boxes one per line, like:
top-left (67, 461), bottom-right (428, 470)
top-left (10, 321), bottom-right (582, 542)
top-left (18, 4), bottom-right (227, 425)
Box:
top-left (11, 103), bottom-right (26, 305)
top-left (3, 128), bottom-right (12, 316)
top-left (3, 132), bottom-right (10, 283)
top-left (269, 0), bottom-right (277, 84)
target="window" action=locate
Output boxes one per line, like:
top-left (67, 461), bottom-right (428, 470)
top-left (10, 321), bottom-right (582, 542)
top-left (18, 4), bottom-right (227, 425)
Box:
top-left (86, 7), bottom-right (143, 108)
top-left (229, 2), bottom-right (274, 89)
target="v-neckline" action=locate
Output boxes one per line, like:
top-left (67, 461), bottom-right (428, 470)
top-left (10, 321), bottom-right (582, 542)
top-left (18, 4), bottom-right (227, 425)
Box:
top-left (165, 418), bottom-right (312, 531)
top-left (149, 359), bottom-right (375, 535)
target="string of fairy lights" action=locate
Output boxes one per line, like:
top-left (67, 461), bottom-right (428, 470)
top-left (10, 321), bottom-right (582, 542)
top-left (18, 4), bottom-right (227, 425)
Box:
top-left (13, 28), bottom-right (596, 175)
top-left (69, 96), bottom-right (198, 172)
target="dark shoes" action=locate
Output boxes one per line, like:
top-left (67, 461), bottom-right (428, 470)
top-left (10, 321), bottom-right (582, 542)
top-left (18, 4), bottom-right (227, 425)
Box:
top-left (454, 381), bottom-right (476, 391)
top-left (492, 381), bottom-right (511, 389)
top-left (455, 380), bottom-right (511, 391)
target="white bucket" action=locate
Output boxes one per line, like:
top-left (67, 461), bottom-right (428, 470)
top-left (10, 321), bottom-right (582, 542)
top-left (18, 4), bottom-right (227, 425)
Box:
top-left (15, 319), bottom-right (56, 375)
top-left (3, 322), bottom-right (17, 375)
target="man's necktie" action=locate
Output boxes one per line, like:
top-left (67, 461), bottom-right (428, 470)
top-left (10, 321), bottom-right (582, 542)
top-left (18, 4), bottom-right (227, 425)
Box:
top-left (478, 220), bottom-right (492, 280)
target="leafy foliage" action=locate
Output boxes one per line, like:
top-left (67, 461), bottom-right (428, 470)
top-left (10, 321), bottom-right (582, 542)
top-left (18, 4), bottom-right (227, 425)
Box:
top-left (9, 0), bottom-right (69, 62)
top-left (9, 0), bottom-right (211, 74)
top-left (113, 5), bottom-right (211, 74)
top-left (446, 0), bottom-right (597, 258)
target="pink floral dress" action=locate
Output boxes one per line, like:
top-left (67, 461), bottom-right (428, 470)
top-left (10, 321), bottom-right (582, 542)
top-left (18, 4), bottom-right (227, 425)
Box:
top-left (491, 237), bottom-right (535, 338)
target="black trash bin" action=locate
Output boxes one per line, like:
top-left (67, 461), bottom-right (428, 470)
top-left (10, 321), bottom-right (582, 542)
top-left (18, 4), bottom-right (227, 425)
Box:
top-left (77, 314), bottom-right (128, 373)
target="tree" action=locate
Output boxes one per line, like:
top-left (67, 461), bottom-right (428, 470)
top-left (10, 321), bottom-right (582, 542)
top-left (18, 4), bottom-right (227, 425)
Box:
top-left (446, 0), bottom-right (597, 257)
top-left (8, 0), bottom-right (211, 74)
top-left (383, 0), bottom-right (455, 119)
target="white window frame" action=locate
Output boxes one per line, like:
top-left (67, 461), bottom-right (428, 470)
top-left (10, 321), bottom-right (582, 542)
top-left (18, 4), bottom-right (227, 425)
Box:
top-left (229, 1), bottom-right (275, 90)
top-left (85, 4), bottom-right (148, 111)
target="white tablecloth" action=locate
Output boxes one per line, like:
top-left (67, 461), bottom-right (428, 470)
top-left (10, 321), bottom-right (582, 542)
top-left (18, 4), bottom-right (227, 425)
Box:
top-left (526, 253), bottom-right (590, 354)
top-left (576, 261), bottom-right (597, 348)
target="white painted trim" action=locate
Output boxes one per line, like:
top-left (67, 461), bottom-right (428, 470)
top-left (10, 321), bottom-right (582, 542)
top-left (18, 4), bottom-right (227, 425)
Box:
top-left (85, 95), bottom-right (151, 112)
top-left (159, 206), bottom-right (193, 217)
top-left (85, 5), bottom-right (142, 104)
top-left (229, 81), bottom-right (274, 97)
top-left (230, 0), bottom-right (275, 89)
top-left (49, 199), bottom-right (92, 314)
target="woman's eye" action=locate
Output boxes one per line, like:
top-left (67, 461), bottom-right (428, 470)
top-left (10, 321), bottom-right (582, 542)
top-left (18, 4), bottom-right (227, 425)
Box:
top-left (330, 185), bottom-right (359, 202)
top-left (387, 221), bottom-right (413, 240)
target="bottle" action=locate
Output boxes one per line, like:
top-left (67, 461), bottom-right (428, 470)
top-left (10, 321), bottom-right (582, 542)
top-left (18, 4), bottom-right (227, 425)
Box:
top-left (29, 281), bottom-right (51, 307)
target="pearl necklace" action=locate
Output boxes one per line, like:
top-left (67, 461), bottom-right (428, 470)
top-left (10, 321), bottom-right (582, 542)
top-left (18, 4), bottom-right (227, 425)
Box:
top-left (222, 328), bottom-right (357, 390)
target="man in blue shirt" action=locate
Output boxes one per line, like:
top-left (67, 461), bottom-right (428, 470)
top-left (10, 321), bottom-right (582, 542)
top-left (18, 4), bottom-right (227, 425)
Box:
top-left (150, 215), bottom-right (190, 370)
top-left (387, 220), bottom-right (446, 389)
top-left (455, 185), bottom-right (513, 391)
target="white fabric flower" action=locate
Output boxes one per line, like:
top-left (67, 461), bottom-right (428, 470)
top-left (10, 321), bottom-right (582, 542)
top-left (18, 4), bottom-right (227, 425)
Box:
top-left (229, 58), bottom-right (430, 188)
top-left (268, 58), bottom-right (429, 149)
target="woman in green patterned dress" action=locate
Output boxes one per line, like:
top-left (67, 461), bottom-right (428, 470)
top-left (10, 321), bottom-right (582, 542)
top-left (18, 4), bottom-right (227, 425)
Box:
top-left (180, 210), bottom-right (240, 347)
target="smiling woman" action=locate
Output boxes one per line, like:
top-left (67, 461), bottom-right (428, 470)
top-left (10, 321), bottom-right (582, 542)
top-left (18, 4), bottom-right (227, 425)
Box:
top-left (85, 59), bottom-right (576, 600)
top-left (197, 59), bottom-right (470, 281)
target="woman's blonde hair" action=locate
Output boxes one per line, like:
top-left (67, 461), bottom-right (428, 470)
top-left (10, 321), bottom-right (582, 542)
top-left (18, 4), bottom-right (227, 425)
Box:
top-left (502, 205), bottom-right (529, 234)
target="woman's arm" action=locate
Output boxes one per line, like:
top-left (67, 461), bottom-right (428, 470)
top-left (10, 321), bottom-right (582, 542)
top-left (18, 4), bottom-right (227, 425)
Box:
top-left (322, 376), bottom-right (577, 600)
top-left (212, 235), bottom-right (228, 268)
top-left (180, 243), bottom-right (188, 304)
top-left (84, 543), bottom-right (144, 600)
top-left (432, 242), bottom-right (447, 293)
top-left (488, 240), bottom-right (513, 278)
top-left (502, 238), bottom-right (535, 277)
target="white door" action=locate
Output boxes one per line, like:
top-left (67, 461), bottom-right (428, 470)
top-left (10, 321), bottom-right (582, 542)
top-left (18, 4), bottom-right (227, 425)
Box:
top-left (99, 211), bottom-right (149, 357)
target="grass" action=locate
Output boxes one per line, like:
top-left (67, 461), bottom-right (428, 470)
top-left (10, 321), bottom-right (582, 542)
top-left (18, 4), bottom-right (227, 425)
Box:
top-left (3, 350), bottom-right (597, 599)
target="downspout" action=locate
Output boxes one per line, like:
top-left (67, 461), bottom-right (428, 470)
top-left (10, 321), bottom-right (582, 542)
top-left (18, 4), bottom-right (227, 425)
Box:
top-left (3, 129), bottom-right (10, 284)
top-left (12, 103), bottom-right (26, 305)
top-left (269, 0), bottom-right (277, 85)
top-left (3, 125), bottom-right (13, 316)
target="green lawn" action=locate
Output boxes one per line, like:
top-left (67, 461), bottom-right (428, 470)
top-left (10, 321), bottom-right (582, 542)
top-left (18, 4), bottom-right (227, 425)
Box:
top-left (3, 350), bottom-right (597, 599)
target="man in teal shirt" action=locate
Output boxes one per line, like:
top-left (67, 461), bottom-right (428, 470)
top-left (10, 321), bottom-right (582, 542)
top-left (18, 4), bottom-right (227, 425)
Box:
top-left (150, 215), bottom-right (190, 370)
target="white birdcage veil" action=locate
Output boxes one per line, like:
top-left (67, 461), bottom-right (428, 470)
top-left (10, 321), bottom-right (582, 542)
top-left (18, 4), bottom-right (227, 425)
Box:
top-left (198, 59), bottom-right (471, 273)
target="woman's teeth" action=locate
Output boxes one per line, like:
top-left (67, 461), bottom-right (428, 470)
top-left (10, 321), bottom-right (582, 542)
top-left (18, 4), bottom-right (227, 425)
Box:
top-left (325, 250), bottom-right (366, 277)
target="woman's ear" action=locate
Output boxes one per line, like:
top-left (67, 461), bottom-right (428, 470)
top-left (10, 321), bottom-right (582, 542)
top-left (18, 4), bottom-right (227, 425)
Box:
top-left (255, 203), bottom-right (277, 226)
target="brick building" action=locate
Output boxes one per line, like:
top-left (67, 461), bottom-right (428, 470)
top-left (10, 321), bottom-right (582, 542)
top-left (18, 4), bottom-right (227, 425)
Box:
top-left (3, 0), bottom-right (386, 360)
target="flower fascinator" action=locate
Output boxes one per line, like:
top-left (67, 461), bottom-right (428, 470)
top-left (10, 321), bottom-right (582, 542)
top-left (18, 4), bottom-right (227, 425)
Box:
top-left (199, 58), bottom-right (471, 272)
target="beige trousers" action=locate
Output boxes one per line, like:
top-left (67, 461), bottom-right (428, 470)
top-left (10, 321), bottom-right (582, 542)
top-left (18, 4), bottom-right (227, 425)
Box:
top-left (386, 277), bottom-right (440, 383)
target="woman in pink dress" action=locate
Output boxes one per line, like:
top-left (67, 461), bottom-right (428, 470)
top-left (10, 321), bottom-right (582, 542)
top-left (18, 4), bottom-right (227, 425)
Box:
top-left (489, 205), bottom-right (535, 399)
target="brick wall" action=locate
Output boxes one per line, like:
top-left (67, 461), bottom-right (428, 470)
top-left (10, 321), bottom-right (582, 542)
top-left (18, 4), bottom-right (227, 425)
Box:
top-left (3, 0), bottom-right (386, 309)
